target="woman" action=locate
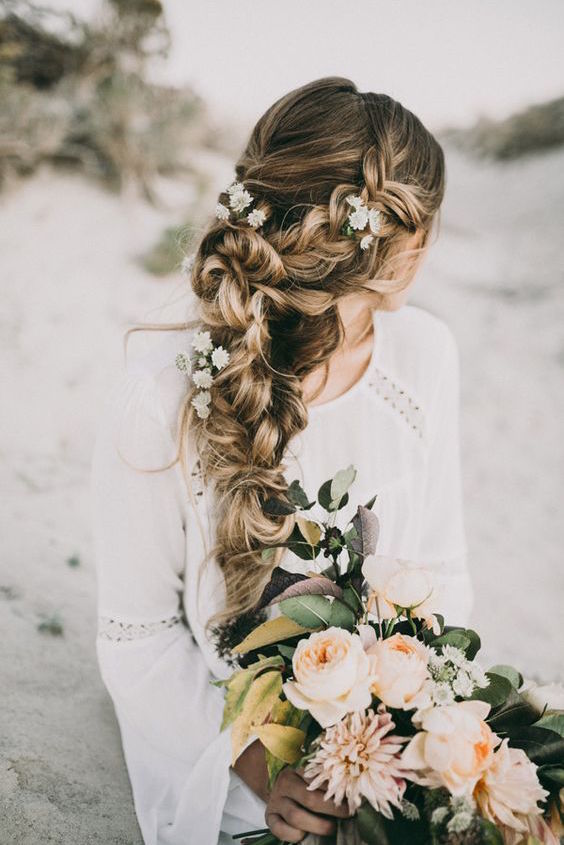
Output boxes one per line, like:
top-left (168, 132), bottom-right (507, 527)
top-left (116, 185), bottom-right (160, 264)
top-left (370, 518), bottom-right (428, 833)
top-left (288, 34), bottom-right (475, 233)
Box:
top-left (91, 76), bottom-right (472, 845)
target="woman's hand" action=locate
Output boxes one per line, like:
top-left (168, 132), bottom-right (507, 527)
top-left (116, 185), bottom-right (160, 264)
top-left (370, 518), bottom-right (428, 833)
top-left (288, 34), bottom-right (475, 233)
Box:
top-left (265, 765), bottom-right (352, 843)
top-left (233, 739), bottom-right (352, 843)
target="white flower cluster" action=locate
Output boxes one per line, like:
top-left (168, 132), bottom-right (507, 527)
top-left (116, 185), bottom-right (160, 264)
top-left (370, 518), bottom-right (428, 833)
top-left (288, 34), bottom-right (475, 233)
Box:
top-left (180, 253), bottom-right (196, 277)
top-left (431, 795), bottom-right (476, 834)
top-left (426, 644), bottom-right (489, 706)
top-left (215, 181), bottom-right (268, 230)
top-left (344, 194), bottom-right (384, 251)
top-left (175, 329), bottom-right (230, 419)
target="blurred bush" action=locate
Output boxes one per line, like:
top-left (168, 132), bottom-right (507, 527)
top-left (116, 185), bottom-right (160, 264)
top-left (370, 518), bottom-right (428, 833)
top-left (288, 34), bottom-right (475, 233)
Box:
top-left (440, 95), bottom-right (564, 160)
top-left (0, 0), bottom-right (227, 198)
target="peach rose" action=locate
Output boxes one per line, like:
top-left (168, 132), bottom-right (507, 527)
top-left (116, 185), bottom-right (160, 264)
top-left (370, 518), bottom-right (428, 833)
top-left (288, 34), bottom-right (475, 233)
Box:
top-left (282, 627), bottom-right (376, 728)
top-left (401, 700), bottom-right (499, 795)
top-left (365, 633), bottom-right (430, 710)
top-left (474, 738), bottom-right (549, 834)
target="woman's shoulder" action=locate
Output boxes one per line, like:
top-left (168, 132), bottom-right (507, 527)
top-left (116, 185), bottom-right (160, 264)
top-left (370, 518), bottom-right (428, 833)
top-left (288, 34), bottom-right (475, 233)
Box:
top-left (373, 304), bottom-right (460, 415)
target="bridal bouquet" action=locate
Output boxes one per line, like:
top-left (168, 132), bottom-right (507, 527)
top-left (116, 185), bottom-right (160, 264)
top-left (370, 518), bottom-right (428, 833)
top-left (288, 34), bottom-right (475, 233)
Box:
top-left (212, 466), bottom-right (564, 845)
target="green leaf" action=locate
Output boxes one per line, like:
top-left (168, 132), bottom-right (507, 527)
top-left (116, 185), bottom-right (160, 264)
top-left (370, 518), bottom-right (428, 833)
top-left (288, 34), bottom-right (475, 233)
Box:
top-left (317, 479), bottom-right (350, 512)
top-left (285, 523), bottom-right (321, 560)
top-left (478, 818), bottom-right (504, 845)
top-left (295, 517), bottom-right (322, 547)
top-left (508, 725), bottom-right (564, 766)
top-left (279, 595), bottom-right (356, 631)
top-left (471, 672), bottom-right (513, 708)
top-left (364, 493), bottom-right (378, 510)
top-left (286, 479), bottom-right (314, 510)
top-left (487, 687), bottom-right (539, 732)
top-left (488, 664), bottom-right (523, 690)
top-left (432, 631), bottom-right (471, 653)
top-left (330, 465), bottom-right (357, 503)
top-left (357, 802), bottom-right (390, 845)
top-left (233, 615), bottom-right (321, 654)
top-left (276, 643), bottom-right (296, 661)
top-left (262, 496), bottom-right (295, 516)
top-left (538, 765), bottom-right (564, 787)
top-left (534, 711), bottom-right (564, 737)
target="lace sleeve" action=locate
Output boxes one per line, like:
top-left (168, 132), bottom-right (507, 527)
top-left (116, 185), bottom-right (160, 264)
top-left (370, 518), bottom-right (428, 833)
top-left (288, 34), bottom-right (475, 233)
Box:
top-left (90, 365), bottom-right (243, 845)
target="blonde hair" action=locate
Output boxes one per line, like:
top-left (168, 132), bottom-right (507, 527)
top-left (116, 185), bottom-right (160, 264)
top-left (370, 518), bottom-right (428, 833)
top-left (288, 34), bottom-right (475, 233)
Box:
top-left (125, 76), bottom-right (445, 632)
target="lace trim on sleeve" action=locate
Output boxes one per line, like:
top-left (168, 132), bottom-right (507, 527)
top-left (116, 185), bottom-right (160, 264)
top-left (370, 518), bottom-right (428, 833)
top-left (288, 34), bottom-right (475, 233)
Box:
top-left (97, 613), bottom-right (184, 642)
top-left (367, 365), bottom-right (426, 439)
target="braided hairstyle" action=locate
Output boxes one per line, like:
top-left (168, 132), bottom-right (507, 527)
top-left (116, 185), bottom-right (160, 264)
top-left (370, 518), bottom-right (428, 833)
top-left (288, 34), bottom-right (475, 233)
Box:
top-left (173, 76), bottom-right (445, 630)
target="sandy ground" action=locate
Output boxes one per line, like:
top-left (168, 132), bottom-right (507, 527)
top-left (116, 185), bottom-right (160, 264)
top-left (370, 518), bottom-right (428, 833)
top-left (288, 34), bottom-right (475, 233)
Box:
top-left (0, 143), bottom-right (563, 844)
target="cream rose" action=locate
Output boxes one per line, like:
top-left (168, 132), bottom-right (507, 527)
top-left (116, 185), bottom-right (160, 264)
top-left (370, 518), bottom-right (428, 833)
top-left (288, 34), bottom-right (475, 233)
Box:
top-left (521, 680), bottom-right (564, 714)
top-left (474, 738), bottom-right (549, 832)
top-left (401, 700), bottom-right (499, 795)
top-left (282, 627), bottom-right (376, 728)
top-left (365, 633), bottom-right (430, 710)
top-left (362, 555), bottom-right (439, 631)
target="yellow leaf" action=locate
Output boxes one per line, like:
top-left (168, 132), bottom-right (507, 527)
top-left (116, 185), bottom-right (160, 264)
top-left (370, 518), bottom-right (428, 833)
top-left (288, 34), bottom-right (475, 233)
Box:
top-left (232, 615), bottom-right (320, 654)
top-left (231, 671), bottom-right (282, 764)
top-left (296, 516), bottom-right (322, 547)
top-left (254, 723), bottom-right (306, 764)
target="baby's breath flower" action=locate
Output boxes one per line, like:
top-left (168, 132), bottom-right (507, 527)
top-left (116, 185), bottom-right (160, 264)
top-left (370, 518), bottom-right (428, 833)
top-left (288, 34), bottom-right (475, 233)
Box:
top-left (198, 356), bottom-right (208, 367)
top-left (175, 351), bottom-right (192, 374)
top-left (211, 346), bottom-right (230, 370)
top-left (215, 202), bottom-right (230, 221)
top-left (453, 670), bottom-right (475, 698)
top-left (447, 811), bottom-right (474, 833)
top-left (431, 682), bottom-right (456, 706)
top-left (192, 330), bottom-right (213, 354)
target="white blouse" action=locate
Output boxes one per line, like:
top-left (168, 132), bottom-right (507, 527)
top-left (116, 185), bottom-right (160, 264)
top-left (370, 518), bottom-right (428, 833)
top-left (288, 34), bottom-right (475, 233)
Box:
top-left (90, 303), bottom-right (472, 845)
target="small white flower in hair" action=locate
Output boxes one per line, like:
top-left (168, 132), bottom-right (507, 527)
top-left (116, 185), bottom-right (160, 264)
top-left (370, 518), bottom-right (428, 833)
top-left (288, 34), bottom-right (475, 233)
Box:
top-left (198, 356), bottom-right (208, 367)
top-left (247, 208), bottom-right (266, 229)
top-left (215, 202), bottom-right (230, 221)
top-left (226, 181), bottom-right (245, 195)
top-left (228, 186), bottom-right (253, 213)
top-left (191, 391), bottom-right (212, 419)
top-left (192, 368), bottom-right (214, 389)
top-left (175, 351), bottom-right (192, 373)
top-left (368, 207), bottom-right (383, 235)
top-left (211, 346), bottom-right (230, 370)
top-left (344, 192), bottom-right (384, 250)
top-left (192, 330), bottom-right (213, 354)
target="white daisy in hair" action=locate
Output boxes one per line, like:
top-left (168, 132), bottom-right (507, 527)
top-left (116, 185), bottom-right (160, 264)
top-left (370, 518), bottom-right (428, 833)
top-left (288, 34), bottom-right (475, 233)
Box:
top-left (228, 185), bottom-right (253, 213)
top-left (360, 234), bottom-right (374, 251)
top-left (192, 369), bottom-right (213, 389)
top-left (211, 346), bottom-right (230, 370)
top-left (247, 208), bottom-right (266, 229)
top-left (347, 195), bottom-right (369, 230)
top-left (226, 181), bottom-right (245, 195)
top-left (191, 330), bottom-right (213, 354)
top-left (368, 207), bottom-right (383, 234)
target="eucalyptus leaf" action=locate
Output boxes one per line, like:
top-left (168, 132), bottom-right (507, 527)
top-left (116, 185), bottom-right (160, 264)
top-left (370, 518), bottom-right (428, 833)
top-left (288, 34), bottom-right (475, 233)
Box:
top-left (255, 566), bottom-right (308, 610)
top-left (279, 594), bottom-right (356, 631)
top-left (295, 517), bottom-right (322, 547)
top-left (488, 664), bottom-right (523, 690)
top-left (357, 802), bottom-right (390, 845)
top-left (534, 711), bottom-right (564, 738)
top-left (508, 725), bottom-right (564, 766)
top-left (487, 687), bottom-right (539, 732)
top-left (471, 672), bottom-right (513, 708)
top-left (267, 576), bottom-right (343, 607)
top-left (538, 765), bottom-right (564, 787)
top-left (432, 631), bottom-right (471, 653)
top-left (262, 496), bottom-right (296, 516)
top-left (286, 479), bottom-right (315, 510)
top-left (318, 479), bottom-right (350, 512)
top-left (350, 505), bottom-right (380, 557)
top-left (330, 465), bottom-right (357, 503)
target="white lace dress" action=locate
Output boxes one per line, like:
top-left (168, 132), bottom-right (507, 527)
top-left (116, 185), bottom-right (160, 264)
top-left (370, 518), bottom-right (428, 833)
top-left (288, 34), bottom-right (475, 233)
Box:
top-left (90, 304), bottom-right (473, 845)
